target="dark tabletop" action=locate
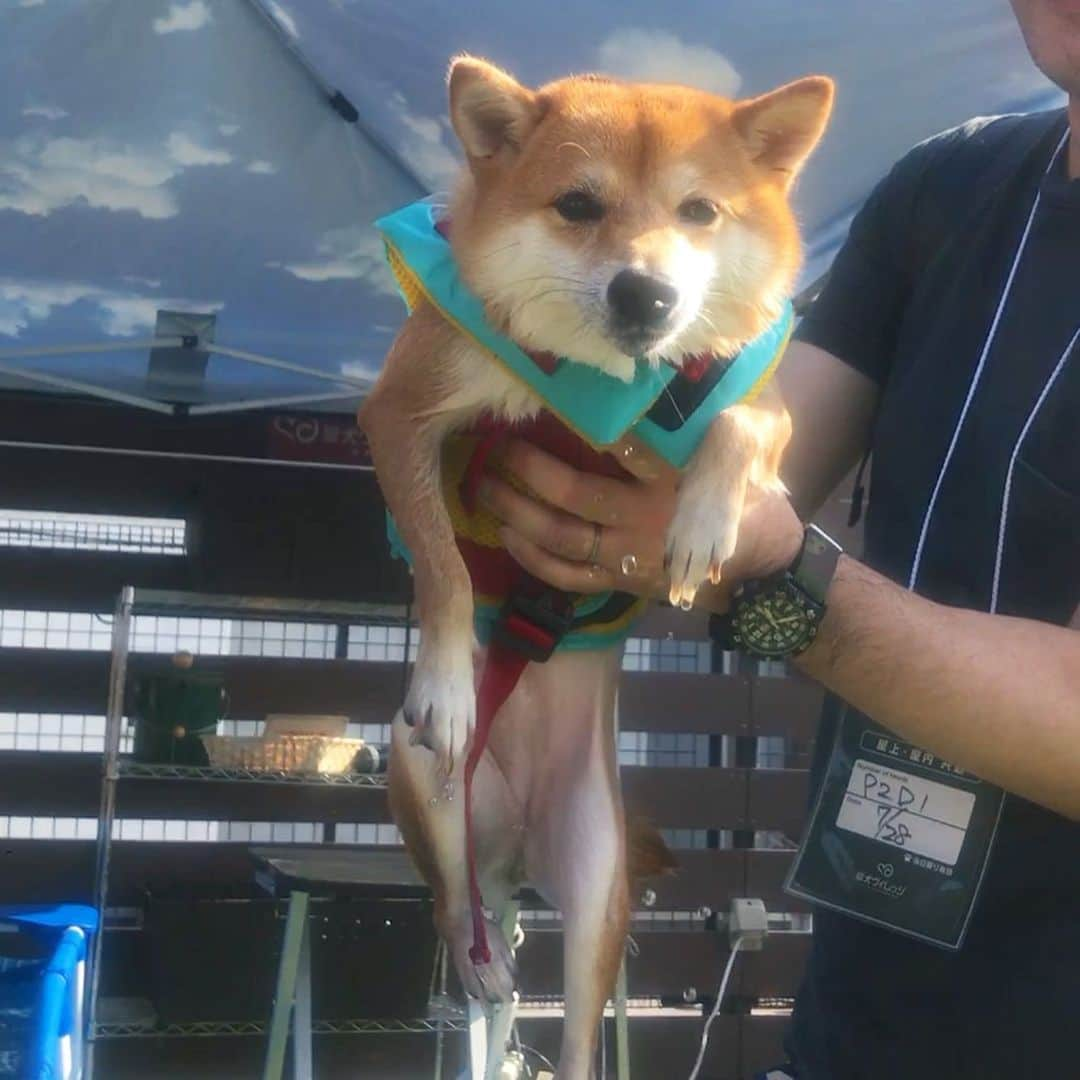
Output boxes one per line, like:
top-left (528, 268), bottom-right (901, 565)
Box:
top-left (249, 845), bottom-right (543, 904)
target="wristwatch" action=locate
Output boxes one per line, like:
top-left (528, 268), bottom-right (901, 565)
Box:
top-left (709, 524), bottom-right (843, 659)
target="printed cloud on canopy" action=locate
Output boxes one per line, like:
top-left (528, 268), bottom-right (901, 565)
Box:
top-left (0, 132), bottom-right (232, 219)
top-left (593, 28), bottom-right (742, 97)
top-left (152, 1), bottom-right (212, 35)
top-left (270, 226), bottom-right (398, 296)
top-left (0, 279), bottom-right (222, 339)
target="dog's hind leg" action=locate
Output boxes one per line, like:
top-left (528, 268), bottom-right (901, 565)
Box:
top-left (554, 794), bottom-right (628, 1080)
top-left (389, 710), bottom-right (521, 1005)
top-left (523, 651), bottom-right (630, 1080)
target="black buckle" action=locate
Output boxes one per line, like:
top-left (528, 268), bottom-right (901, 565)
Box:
top-left (492, 586), bottom-right (576, 663)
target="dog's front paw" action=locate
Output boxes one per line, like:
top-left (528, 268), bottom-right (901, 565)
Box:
top-left (665, 484), bottom-right (741, 610)
top-left (403, 640), bottom-right (475, 777)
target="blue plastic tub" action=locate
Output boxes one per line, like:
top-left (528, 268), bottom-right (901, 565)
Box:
top-left (0, 907), bottom-right (98, 1079)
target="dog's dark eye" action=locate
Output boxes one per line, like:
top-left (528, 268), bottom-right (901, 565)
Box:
top-left (678, 198), bottom-right (720, 226)
top-left (553, 190), bottom-right (605, 223)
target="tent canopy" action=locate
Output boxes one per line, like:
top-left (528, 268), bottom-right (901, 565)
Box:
top-left (1, 0), bottom-right (1065, 417)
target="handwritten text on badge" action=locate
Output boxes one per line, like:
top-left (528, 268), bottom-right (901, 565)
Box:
top-left (836, 759), bottom-right (976, 866)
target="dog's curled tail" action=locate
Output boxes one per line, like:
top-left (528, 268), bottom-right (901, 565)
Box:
top-left (627, 814), bottom-right (678, 886)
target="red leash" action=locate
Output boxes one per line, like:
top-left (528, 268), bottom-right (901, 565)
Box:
top-left (463, 637), bottom-right (529, 965)
top-left (464, 601), bottom-right (571, 965)
top-left (458, 422), bottom-right (552, 965)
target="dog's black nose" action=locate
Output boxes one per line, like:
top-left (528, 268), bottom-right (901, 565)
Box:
top-left (606, 270), bottom-right (679, 331)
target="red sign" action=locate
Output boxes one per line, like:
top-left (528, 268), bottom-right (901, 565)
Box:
top-left (267, 415), bottom-right (372, 467)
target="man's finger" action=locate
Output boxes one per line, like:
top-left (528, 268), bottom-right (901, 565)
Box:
top-left (481, 475), bottom-right (601, 562)
top-left (608, 433), bottom-right (675, 484)
top-left (497, 440), bottom-right (640, 526)
top-left (499, 527), bottom-right (616, 594)
top-left (483, 475), bottom-right (666, 583)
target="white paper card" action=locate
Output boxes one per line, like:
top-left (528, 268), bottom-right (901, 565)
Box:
top-left (836, 758), bottom-right (976, 866)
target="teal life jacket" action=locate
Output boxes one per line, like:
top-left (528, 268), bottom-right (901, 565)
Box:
top-left (375, 198), bottom-right (793, 470)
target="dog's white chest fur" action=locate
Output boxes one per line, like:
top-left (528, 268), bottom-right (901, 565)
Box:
top-left (437, 334), bottom-right (544, 427)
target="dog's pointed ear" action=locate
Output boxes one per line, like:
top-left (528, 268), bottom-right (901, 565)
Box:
top-left (448, 56), bottom-right (540, 161)
top-left (733, 76), bottom-right (834, 188)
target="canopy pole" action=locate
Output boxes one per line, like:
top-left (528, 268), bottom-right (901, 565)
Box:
top-left (209, 344), bottom-right (371, 389)
top-left (0, 337), bottom-right (182, 361)
top-left (0, 439), bottom-right (373, 471)
top-left (0, 359), bottom-right (176, 414)
top-left (0, 338), bottom-right (372, 413)
top-left (185, 389), bottom-right (365, 416)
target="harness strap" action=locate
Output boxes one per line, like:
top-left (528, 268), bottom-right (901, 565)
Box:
top-left (460, 422), bottom-right (510, 515)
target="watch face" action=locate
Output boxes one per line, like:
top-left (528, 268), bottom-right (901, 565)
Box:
top-left (733, 584), bottom-right (816, 658)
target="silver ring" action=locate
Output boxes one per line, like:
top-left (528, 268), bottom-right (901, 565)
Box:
top-left (620, 553), bottom-right (638, 577)
top-left (586, 522), bottom-right (602, 563)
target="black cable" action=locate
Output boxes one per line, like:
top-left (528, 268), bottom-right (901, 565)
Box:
top-left (519, 1042), bottom-right (557, 1076)
top-left (400, 601), bottom-right (412, 702)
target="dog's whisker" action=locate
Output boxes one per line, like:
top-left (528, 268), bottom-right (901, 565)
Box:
top-left (503, 273), bottom-right (589, 290)
top-left (556, 140), bottom-right (592, 160)
top-left (568, 313), bottom-right (593, 343)
top-left (501, 288), bottom-right (590, 337)
top-left (478, 240), bottom-right (523, 259)
top-left (645, 364), bottom-right (690, 426)
top-left (697, 311), bottom-right (722, 336)
top-left (506, 287), bottom-right (584, 317)
top-left (704, 289), bottom-right (761, 314)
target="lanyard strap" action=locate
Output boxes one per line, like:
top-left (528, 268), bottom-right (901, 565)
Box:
top-left (908, 129), bottom-right (1074, 614)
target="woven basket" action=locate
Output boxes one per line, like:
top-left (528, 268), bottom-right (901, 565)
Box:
top-left (200, 734), bottom-right (364, 774)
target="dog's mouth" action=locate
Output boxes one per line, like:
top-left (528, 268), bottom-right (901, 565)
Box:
top-left (609, 325), bottom-right (671, 360)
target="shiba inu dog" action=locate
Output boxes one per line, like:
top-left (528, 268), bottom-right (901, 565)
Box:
top-left (359, 56), bottom-right (832, 1077)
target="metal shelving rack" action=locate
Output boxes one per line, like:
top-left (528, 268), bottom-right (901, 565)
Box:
top-left (86, 586), bottom-right (408, 1079)
top-left (96, 1016), bottom-right (469, 1039)
top-left (116, 761), bottom-right (387, 788)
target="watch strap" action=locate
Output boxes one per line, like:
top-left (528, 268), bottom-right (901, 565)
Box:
top-left (788, 524), bottom-right (843, 607)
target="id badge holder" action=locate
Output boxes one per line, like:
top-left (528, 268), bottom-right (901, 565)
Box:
top-left (785, 706), bottom-right (1006, 950)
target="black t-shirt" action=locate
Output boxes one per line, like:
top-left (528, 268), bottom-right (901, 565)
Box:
top-left (787, 110), bottom-right (1080, 1080)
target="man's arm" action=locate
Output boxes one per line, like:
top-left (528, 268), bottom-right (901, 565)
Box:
top-left (776, 340), bottom-right (879, 517)
top-left (795, 555), bottom-right (1080, 820)
top-left (775, 344), bottom-right (1080, 821)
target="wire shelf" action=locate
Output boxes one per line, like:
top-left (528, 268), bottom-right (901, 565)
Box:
top-left (128, 588), bottom-right (407, 625)
top-left (116, 760), bottom-right (387, 788)
top-left (0, 512), bottom-right (187, 556)
top-left (93, 1017), bottom-right (468, 1039)
top-left (313, 1018), bottom-right (468, 1036)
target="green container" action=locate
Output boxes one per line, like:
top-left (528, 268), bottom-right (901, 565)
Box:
top-left (132, 672), bottom-right (226, 765)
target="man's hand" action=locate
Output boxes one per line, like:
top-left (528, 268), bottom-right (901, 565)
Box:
top-left (481, 435), bottom-right (805, 610)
